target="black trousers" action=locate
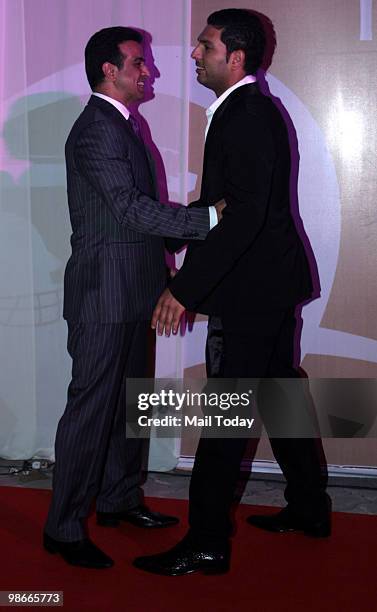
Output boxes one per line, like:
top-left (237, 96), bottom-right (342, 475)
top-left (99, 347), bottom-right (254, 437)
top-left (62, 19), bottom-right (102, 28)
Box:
top-left (188, 309), bottom-right (329, 546)
top-left (45, 321), bottom-right (149, 541)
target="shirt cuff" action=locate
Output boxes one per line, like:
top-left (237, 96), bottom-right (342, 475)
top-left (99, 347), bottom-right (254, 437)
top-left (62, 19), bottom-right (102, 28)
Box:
top-left (208, 206), bottom-right (218, 229)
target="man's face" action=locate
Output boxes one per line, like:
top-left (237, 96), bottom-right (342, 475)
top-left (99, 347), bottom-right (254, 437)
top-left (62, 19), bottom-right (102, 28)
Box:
top-left (111, 40), bottom-right (150, 105)
top-left (191, 25), bottom-right (231, 95)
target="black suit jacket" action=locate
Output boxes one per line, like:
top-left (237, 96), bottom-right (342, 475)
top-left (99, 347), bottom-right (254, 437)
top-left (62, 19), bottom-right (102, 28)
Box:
top-left (169, 82), bottom-right (313, 316)
top-left (63, 95), bottom-right (209, 322)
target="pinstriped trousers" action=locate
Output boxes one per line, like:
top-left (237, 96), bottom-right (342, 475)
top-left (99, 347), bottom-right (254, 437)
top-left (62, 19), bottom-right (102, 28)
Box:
top-left (45, 321), bottom-right (149, 542)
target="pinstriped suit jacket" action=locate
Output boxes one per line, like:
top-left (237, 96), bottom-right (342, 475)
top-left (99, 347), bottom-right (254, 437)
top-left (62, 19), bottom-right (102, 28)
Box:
top-left (63, 95), bottom-right (209, 322)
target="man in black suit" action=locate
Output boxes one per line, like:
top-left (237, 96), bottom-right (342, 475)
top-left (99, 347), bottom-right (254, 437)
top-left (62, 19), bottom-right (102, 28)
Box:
top-left (134, 9), bottom-right (330, 576)
top-left (43, 26), bottom-right (222, 569)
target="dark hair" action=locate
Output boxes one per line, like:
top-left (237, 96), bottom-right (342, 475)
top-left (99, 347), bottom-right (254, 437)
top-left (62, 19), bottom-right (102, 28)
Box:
top-left (85, 26), bottom-right (143, 90)
top-left (207, 9), bottom-right (267, 75)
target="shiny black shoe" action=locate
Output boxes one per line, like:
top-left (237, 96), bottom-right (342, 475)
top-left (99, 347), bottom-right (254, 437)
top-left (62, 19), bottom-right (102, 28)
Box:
top-left (43, 533), bottom-right (114, 568)
top-left (133, 538), bottom-right (230, 576)
top-left (97, 504), bottom-right (179, 529)
top-left (247, 507), bottom-right (331, 538)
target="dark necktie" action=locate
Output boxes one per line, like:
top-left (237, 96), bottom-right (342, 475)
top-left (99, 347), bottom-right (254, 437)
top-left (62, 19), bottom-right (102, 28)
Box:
top-left (128, 114), bottom-right (142, 141)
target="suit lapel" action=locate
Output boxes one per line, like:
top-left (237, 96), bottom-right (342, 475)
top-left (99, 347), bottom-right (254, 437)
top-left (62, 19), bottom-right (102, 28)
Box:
top-left (87, 95), bottom-right (144, 151)
top-left (201, 82), bottom-right (261, 200)
top-left (205, 82), bottom-right (260, 147)
top-left (88, 95), bottom-right (158, 196)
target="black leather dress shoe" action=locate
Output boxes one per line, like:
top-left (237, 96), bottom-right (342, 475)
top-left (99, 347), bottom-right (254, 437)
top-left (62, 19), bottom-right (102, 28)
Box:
top-left (43, 533), bottom-right (114, 568)
top-left (247, 507), bottom-right (331, 537)
top-left (133, 538), bottom-right (230, 576)
top-left (97, 504), bottom-right (179, 529)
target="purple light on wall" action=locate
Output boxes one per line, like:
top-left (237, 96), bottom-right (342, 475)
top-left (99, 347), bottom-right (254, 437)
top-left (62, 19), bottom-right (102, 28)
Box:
top-left (360, 0), bottom-right (373, 40)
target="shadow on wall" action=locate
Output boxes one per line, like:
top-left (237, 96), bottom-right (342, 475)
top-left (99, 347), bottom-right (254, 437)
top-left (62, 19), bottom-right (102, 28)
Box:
top-left (2, 93), bottom-right (83, 273)
top-left (0, 94), bottom-right (83, 458)
top-left (254, 9), bottom-right (320, 369)
top-left (255, 10), bottom-right (320, 301)
top-left (130, 29), bottom-right (175, 271)
top-left (130, 29), bottom-right (169, 203)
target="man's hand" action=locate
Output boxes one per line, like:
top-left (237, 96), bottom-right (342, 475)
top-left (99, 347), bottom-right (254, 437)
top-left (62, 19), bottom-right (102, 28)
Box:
top-left (214, 198), bottom-right (226, 221)
top-left (151, 288), bottom-right (185, 336)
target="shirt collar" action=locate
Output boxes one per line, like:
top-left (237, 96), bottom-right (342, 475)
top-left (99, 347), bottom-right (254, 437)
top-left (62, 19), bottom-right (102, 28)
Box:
top-left (92, 92), bottom-right (130, 120)
top-left (206, 75), bottom-right (257, 120)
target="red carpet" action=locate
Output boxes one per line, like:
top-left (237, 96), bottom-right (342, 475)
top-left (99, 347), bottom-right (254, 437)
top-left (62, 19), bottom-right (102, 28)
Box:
top-left (0, 487), bottom-right (376, 612)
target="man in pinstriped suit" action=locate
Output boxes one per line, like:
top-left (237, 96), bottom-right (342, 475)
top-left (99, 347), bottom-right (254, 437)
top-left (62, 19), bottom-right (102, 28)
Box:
top-left (43, 26), bottom-right (221, 569)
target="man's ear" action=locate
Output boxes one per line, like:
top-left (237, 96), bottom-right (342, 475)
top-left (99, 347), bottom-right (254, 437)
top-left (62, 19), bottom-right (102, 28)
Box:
top-left (102, 61), bottom-right (117, 81)
top-left (230, 49), bottom-right (245, 72)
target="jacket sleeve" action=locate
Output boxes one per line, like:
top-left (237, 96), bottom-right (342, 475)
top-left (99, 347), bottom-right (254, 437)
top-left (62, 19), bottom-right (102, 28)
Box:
top-left (74, 120), bottom-right (210, 239)
top-left (169, 113), bottom-right (281, 309)
top-left (164, 201), bottom-right (204, 253)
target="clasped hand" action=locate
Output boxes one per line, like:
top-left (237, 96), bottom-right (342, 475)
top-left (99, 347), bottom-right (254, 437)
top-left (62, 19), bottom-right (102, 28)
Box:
top-left (151, 198), bottom-right (226, 336)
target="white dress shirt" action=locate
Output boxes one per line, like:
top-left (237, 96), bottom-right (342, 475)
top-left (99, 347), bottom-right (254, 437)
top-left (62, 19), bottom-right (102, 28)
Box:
top-left (205, 74), bottom-right (257, 141)
top-left (93, 91), bottom-right (130, 119)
